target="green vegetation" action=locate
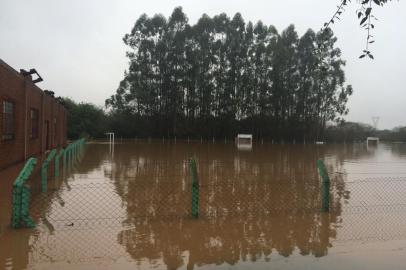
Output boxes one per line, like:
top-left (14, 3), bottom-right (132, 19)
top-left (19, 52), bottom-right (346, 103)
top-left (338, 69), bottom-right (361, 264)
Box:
top-left (325, 122), bottom-right (375, 142)
top-left (63, 7), bottom-right (404, 143)
top-left (378, 127), bottom-right (406, 142)
top-left (105, 7), bottom-right (352, 141)
top-left (62, 98), bottom-right (107, 139)
top-left (325, 122), bottom-right (406, 143)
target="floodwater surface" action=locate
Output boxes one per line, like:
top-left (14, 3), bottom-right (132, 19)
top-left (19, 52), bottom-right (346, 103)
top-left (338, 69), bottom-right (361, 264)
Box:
top-left (1, 141), bottom-right (406, 269)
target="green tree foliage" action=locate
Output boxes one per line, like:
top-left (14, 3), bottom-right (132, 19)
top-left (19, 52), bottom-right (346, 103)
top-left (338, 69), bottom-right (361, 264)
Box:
top-left (62, 98), bottom-right (107, 139)
top-left (106, 7), bottom-right (353, 142)
top-left (325, 122), bottom-right (375, 142)
top-left (378, 127), bottom-right (406, 142)
top-left (325, 122), bottom-right (406, 143)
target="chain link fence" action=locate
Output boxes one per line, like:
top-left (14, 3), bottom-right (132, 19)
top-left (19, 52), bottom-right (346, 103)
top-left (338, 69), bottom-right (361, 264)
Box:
top-left (24, 159), bottom-right (406, 231)
top-left (9, 156), bottom-right (406, 267)
top-left (10, 139), bottom-right (86, 229)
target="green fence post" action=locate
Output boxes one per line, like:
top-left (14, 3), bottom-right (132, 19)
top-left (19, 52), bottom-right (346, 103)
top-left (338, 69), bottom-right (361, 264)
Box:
top-left (71, 145), bottom-right (73, 163)
top-left (189, 158), bottom-right (199, 218)
top-left (317, 159), bottom-right (330, 212)
top-left (54, 149), bottom-right (64, 177)
top-left (11, 185), bottom-right (22, 228)
top-left (81, 139), bottom-right (84, 157)
top-left (41, 162), bottom-right (48, 193)
top-left (21, 184), bottom-right (35, 228)
top-left (55, 153), bottom-right (59, 178)
top-left (68, 146), bottom-right (71, 166)
top-left (63, 147), bottom-right (67, 168)
top-left (54, 148), bottom-right (65, 177)
top-left (11, 157), bottom-right (37, 228)
top-left (67, 146), bottom-right (70, 166)
top-left (41, 149), bottom-right (57, 193)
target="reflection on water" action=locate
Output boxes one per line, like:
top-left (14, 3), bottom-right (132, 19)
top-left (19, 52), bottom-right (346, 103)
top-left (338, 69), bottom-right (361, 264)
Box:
top-left (1, 141), bottom-right (406, 269)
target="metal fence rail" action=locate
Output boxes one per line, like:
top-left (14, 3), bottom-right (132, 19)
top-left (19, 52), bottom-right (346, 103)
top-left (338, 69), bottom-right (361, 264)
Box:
top-left (12, 154), bottom-right (406, 251)
top-left (12, 156), bottom-right (406, 267)
top-left (10, 139), bottom-right (86, 228)
top-left (24, 206), bottom-right (406, 266)
top-left (27, 164), bottom-right (406, 230)
top-left (11, 157), bottom-right (37, 228)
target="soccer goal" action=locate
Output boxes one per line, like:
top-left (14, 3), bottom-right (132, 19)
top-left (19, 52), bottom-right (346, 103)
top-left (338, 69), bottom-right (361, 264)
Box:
top-left (236, 134), bottom-right (253, 149)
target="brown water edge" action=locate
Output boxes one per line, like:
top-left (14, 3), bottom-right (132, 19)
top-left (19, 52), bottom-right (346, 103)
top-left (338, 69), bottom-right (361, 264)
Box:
top-left (1, 141), bottom-right (406, 269)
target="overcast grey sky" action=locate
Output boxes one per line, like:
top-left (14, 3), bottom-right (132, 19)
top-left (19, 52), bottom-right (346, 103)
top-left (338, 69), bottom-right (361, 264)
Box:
top-left (1, 0), bottom-right (405, 129)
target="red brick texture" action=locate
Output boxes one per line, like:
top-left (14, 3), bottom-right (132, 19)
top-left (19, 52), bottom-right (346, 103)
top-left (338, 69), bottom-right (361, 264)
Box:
top-left (0, 59), bottom-right (67, 170)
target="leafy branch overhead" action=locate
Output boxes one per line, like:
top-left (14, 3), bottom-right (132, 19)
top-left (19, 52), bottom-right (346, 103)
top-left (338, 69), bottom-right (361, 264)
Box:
top-left (323, 0), bottom-right (392, 59)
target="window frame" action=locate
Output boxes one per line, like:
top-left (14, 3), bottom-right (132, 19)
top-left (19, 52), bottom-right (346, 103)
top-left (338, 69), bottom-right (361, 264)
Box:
top-left (2, 99), bottom-right (15, 141)
top-left (30, 108), bottom-right (39, 139)
top-left (53, 117), bottom-right (57, 143)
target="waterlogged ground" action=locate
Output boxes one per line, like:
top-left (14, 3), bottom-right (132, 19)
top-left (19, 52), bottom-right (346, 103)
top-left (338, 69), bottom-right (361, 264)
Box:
top-left (1, 141), bottom-right (406, 269)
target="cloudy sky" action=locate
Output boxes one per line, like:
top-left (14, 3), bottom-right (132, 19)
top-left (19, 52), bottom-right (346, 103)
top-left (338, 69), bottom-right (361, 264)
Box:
top-left (1, 0), bottom-right (405, 129)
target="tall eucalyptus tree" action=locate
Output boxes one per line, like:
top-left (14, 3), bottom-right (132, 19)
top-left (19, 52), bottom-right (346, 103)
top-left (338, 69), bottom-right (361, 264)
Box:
top-left (106, 7), bottom-right (353, 141)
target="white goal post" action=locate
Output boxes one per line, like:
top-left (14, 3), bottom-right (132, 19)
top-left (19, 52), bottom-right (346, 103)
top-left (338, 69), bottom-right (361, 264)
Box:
top-left (236, 134), bottom-right (253, 146)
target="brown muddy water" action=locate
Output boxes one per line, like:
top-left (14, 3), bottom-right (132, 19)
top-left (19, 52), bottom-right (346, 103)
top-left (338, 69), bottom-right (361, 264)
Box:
top-left (1, 141), bottom-right (406, 270)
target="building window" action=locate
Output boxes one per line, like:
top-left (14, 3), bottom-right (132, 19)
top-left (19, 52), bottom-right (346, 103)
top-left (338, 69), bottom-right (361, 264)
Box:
top-left (30, 109), bottom-right (39, 139)
top-left (54, 117), bottom-right (57, 142)
top-left (2, 100), bottom-right (14, 140)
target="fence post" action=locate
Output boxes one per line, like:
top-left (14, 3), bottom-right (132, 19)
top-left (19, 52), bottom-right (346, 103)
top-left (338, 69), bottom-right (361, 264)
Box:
top-left (72, 143), bottom-right (75, 161)
top-left (55, 149), bottom-right (64, 177)
top-left (55, 151), bottom-right (59, 177)
top-left (11, 157), bottom-right (37, 228)
top-left (69, 144), bottom-right (72, 167)
top-left (11, 185), bottom-right (22, 228)
top-left (41, 162), bottom-right (48, 193)
top-left (70, 145), bottom-right (73, 164)
top-left (63, 148), bottom-right (66, 168)
top-left (21, 184), bottom-right (35, 228)
top-left (189, 158), bottom-right (199, 218)
top-left (72, 143), bottom-right (74, 163)
top-left (41, 149), bottom-right (57, 193)
top-left (317, 159), bottom-right (330, 212)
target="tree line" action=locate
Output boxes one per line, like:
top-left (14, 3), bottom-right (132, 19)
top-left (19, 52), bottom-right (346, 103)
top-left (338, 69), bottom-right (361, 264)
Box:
top-left (104, 7), bottom-right (353, 141)
top-left (61, 7), bottom-right (405, 143)
top-left (63, 98), bottom-right (406, 143)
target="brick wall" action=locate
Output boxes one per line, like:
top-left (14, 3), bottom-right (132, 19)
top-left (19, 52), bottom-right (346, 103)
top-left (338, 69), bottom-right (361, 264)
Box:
top-left (0, 59), bottom-right (67, 170)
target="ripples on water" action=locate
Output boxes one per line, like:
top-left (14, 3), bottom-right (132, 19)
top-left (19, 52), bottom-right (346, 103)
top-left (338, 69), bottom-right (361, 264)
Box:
top-left (1, 141), bottom-right (406, 269)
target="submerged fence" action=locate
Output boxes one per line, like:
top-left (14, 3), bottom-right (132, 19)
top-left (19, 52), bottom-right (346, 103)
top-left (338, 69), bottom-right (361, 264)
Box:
top-left (12, 148), bottom-right (406, 235)
top-left (9, 146), bottom-right (406, 266)
top-left (23, 156), bottom-right (406, 230)
top-left (10, 138), bottom-right (85, 228)
top-left (11, 158), bottom-right (37, 228)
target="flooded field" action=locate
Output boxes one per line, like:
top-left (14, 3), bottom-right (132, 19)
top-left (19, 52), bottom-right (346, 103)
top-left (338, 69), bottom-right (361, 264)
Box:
top-left (1, 141), bottom-right (406, 269)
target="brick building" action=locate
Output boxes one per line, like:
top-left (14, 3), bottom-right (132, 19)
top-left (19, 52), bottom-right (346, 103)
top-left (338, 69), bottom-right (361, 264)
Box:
top-left (0, 59), bottom-right (67, 169)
